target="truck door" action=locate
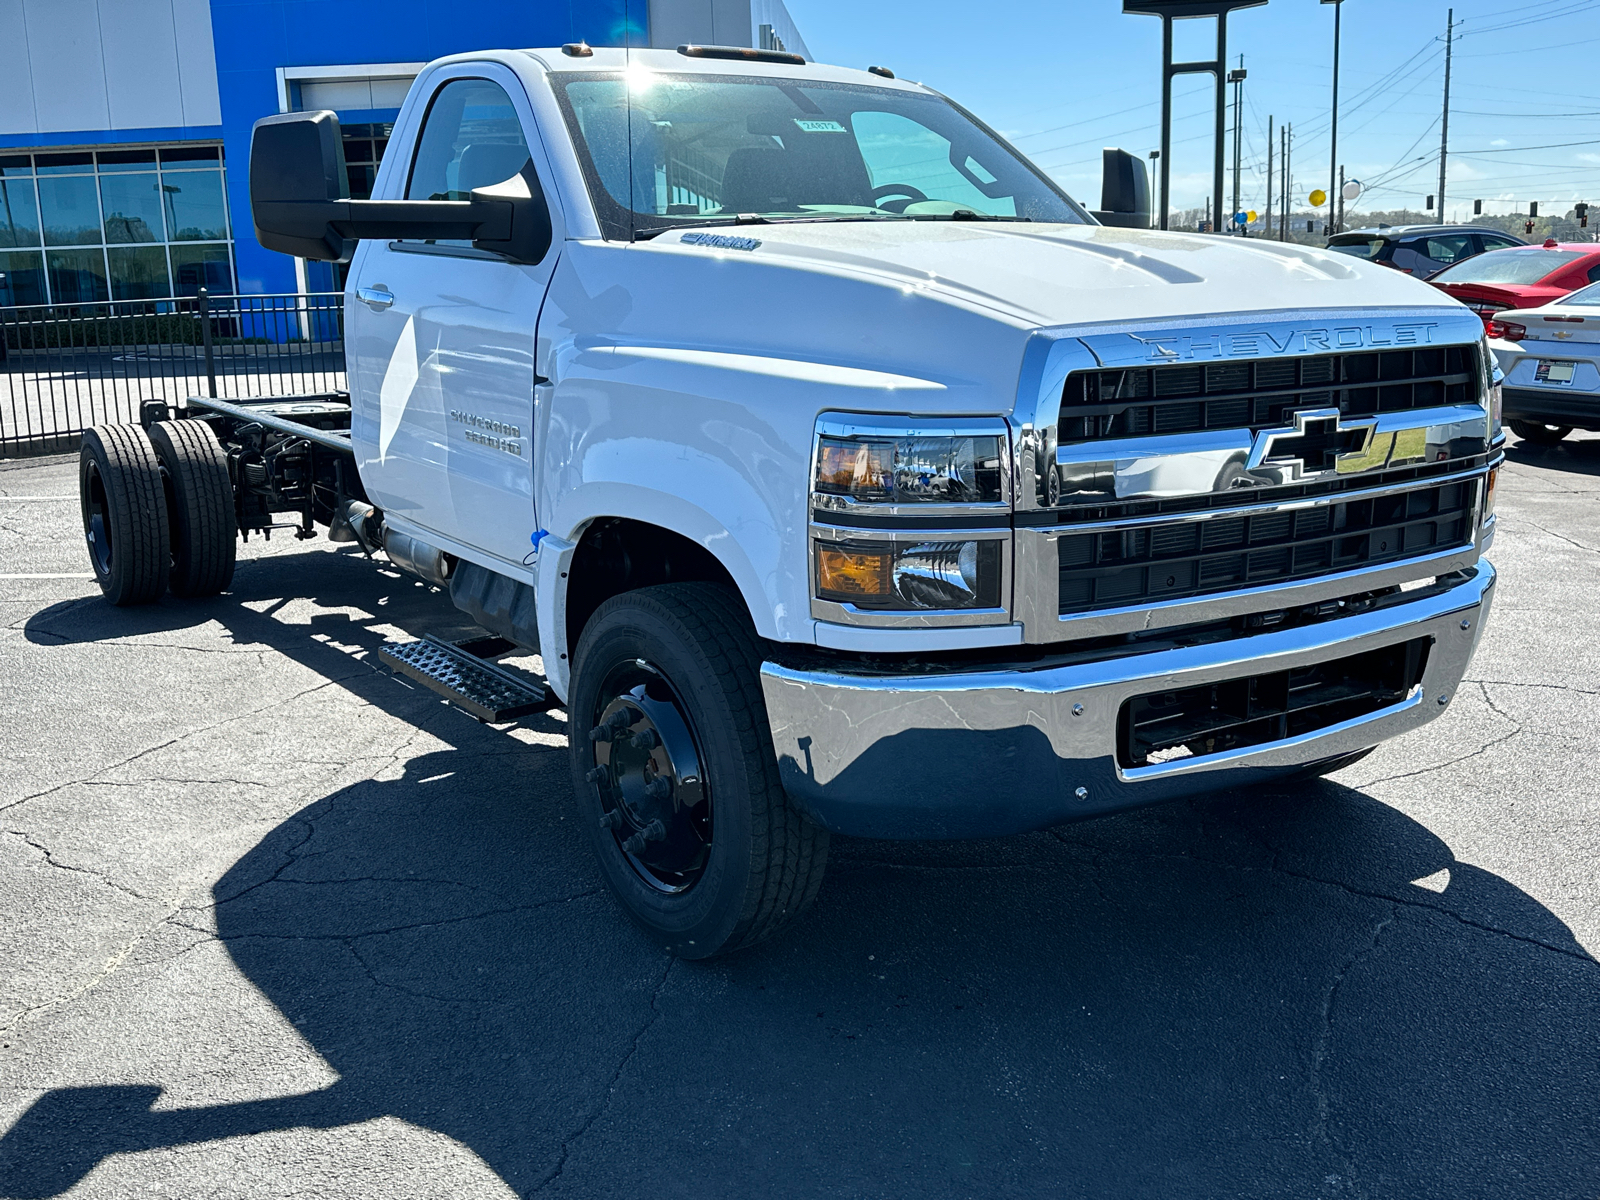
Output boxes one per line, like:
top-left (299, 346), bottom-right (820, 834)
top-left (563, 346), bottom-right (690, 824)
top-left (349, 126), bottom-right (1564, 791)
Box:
top-left (347, 67), bottom-right (559, 568)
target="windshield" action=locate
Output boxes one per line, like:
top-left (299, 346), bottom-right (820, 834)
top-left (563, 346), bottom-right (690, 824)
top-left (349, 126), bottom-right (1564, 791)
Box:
top-left (1561, 281), bottom-right (1600, 306)
top-left (551, 72), bottom-right (1088, 240)
top-left (1432, 247), bottom-right (1585, 286)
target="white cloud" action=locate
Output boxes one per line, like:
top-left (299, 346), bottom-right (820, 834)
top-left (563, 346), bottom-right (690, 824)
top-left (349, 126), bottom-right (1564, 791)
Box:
top-left (1490, 138), bottom-right (1509, 147)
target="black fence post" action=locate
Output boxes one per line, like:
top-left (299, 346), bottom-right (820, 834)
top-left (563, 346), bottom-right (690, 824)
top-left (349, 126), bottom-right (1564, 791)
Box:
top-left (199, 287), bottom-right (218, 399)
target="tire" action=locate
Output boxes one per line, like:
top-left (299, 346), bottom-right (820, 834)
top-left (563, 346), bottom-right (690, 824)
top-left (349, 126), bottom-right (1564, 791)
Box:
top-left (1509, 419), bottom-right (1571, 446)
top-left (148, 419), bottom-right (236, 597)
top-left (568, 583), bottom-right (829, 958)
top-left (78, 424), bottom-right (170, 606)
top-left (1297, 746), bottom-right (1376, 779)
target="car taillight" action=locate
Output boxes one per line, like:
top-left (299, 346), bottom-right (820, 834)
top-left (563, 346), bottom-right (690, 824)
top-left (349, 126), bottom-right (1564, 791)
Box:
top-left (1487, 319), bottom-right (1526, 341)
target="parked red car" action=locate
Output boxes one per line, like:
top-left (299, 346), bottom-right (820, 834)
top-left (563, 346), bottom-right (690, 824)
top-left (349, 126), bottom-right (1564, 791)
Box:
top-left (1428, 241), bottom-right (1600, 320)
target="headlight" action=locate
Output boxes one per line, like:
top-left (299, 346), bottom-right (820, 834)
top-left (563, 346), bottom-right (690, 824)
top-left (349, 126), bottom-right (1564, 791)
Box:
top-left (815, 537), bottom-right (1003, 610)
top-left (815, 434), bottom-right (1003, 504)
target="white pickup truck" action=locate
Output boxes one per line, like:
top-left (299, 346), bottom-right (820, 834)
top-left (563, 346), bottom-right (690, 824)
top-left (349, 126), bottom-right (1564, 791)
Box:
top-left (77, 44), bottom-right (1502, 957)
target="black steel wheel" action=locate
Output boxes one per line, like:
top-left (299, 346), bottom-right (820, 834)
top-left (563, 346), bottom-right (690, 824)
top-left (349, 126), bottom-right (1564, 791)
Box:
top-left (1509, 419), bottom-right (1571, 446)
top-left (78, 424), bottom-right (170, 606)
top-left (569, 583), bottom-right (829, 958)
top-left (148, 418), bottom-right (236, 597)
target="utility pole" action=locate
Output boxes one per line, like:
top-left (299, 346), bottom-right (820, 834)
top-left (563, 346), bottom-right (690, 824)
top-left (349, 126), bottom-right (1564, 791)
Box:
top-left (1323, 0), bottom-right (1344, 235)
top-left (1338, 165), bottom-right (1346, 232)
top-left (1266, 114), bottom-right (1274, 241)
top-left (1438, 8), bottom-right (1454, 223)
top-left (1280, 123), bottom-right (1292, 241)
top-left (1229, 58), bottom-right (1247, 235)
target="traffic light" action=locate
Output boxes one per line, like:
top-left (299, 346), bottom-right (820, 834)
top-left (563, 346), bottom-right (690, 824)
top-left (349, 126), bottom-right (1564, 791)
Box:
top-left (1579, 203), bottom-right (1590, 229)
top-left (1426, 194), bottom-right (1434, 210)
top-left (1474, 200), bottom-right (1483, 216)
top-left (1530, 201), bottom-right (1539, 217)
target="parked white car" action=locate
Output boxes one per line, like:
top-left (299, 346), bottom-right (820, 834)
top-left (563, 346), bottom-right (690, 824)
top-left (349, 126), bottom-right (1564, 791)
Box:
top-left (1488, 281), bottom-right (1600, 444)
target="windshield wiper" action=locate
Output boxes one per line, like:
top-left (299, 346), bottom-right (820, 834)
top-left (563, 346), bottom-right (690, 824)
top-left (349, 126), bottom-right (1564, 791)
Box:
top-left (633, 213), bottom-right (917, 241)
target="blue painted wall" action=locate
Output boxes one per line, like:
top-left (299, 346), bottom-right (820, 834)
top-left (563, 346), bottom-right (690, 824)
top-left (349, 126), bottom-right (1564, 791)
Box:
top-left (211, 0), bottom-right (643, 294)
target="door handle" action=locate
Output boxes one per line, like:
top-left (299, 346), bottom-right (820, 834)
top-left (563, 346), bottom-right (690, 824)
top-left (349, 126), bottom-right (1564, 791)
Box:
top-left (357, 285), bottom-right (394, 311)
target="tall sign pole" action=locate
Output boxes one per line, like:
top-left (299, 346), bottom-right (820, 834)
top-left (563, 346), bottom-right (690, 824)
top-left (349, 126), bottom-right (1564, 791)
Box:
top-left (1322, 0), bottom-right (1343, 235)
top-left (1438, 9), bottom-right (1454, 222)
top-left (1124, 2), bottom-right (1270, 232)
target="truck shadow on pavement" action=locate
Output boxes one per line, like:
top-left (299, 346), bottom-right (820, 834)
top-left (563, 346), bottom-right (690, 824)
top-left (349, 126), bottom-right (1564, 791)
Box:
top-left (1504, 431), bottom-right (1600, 477)
top-left (4, 547), bottom-right (1598, 1198)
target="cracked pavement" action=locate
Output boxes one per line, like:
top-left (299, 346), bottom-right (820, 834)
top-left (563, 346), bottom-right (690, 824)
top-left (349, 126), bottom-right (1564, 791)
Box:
top-left (2, 436), bottom-right (1599, 1199)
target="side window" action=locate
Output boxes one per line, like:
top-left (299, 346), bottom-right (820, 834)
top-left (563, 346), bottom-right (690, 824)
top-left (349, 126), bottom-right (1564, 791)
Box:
top-left (1481, 236), bottom-right (1519, 252)
top-left (1423, 235), bottom-right (1474, 265)
top-left (407, 78), bottom-right (532, 202)
top-left (1588, 263), bottom-right (1600, 284)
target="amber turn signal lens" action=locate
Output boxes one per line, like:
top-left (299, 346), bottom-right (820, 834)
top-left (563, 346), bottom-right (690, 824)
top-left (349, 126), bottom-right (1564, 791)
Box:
top-left (1484, 466), bottom-right (1499, 522)
top-left (816, 546), bottom-right (890, 598)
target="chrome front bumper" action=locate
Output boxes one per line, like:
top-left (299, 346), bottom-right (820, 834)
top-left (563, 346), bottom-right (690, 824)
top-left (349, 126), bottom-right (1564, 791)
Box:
top-left (761, 563), bottom-right (1496, 839)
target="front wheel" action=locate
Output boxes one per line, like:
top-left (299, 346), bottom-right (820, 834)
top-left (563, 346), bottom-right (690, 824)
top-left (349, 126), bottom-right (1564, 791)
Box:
top-left (568, 583), bottom-right (829, 958)
top-left (1509, 419), bottom-right (1571, 446)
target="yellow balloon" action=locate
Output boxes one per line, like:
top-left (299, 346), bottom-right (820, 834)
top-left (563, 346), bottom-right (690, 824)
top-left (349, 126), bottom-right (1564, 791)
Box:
top-left (1309, 189), bottom-right (1328, 207)
top-left (1247, 210), bottom-right (1258, 223)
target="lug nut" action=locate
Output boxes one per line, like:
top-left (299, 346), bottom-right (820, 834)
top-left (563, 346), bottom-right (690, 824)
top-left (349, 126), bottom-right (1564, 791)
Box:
top-left (585, 765), bottom-right (610, 786)
top-left (598, 809), bottom-right (623, 830)
top-left (646, 777), bottom-right (672, 800)
top-left (631, 728), bottom-right (659, 751)
top-left (621, 819), bottom-right (667, 854)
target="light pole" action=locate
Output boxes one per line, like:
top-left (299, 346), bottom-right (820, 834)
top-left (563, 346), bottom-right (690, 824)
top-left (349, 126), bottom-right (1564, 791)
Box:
top-left (1229, 61), bottom-right (1246, 235)
top-left (1322, 0), bottom-right (1344, 236)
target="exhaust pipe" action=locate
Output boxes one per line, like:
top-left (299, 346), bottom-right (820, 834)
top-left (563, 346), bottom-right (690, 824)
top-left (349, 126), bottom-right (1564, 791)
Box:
top-left (383, 527), bottom-right (453, 587)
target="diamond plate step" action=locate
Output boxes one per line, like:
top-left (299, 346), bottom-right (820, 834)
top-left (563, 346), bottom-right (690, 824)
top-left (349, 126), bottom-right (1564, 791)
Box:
top-left (378, 636), bottom-right (550, 722)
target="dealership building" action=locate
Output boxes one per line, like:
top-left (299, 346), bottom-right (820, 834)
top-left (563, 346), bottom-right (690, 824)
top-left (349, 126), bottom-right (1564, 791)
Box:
top-left (0, 0), bottom-right (810, 307)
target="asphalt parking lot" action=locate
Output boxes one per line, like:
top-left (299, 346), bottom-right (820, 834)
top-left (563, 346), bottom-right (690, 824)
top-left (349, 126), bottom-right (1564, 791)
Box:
top-left (1, 437), bottom-right (1597, 1199)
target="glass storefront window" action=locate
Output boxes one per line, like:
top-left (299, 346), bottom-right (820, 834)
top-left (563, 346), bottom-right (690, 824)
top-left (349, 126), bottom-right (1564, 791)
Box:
top-left (107, 245), bottom-right (171, 300)
top-left (46, 247), bottom-right (109, 303)
top-left (162, 170), bottom-right (228, 241)
top-left (101, 174), bottom-right (165, 243)
top-left (0, 179), bottom-right (41, 248)
top-left (97, 149), bottom-right (158, 173)
top-left (0, 145), bottom-right (232, 306)
top-left (0, 250), bottom-right (46, 305)
top-left (168, 243), bottom-right (232, 295)
top-left (38, 175), bottom-right (103, 246)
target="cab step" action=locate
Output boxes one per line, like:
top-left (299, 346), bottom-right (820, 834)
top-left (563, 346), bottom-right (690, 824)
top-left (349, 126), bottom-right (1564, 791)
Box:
top-left (378, 635), bottom-right (550, 722)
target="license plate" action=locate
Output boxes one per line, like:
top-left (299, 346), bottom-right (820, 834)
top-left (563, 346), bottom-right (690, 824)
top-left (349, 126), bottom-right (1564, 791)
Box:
top-left (1535, 360), bottom-right (1576, 384)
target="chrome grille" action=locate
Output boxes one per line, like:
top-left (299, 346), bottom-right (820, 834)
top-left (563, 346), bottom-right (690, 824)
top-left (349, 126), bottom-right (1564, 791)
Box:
top-left (1059, 346), bottom-right (1478, 443)
top-left (1056, 479), bottom-right (1475, 615)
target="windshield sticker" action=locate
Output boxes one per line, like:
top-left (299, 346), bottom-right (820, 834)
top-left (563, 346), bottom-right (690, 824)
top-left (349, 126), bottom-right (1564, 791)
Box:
top-left (793, 119), bottom-right (847, 133)
top-left (680, 232), bottom-right (762, 251)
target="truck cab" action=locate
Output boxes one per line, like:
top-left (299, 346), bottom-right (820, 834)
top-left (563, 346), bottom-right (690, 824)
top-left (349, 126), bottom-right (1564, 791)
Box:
top-left (79, 45), bottom-right (1502, 957)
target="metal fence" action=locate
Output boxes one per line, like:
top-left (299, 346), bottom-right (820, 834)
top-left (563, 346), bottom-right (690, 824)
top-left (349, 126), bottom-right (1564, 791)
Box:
top-left (0, 290), bottom-right (346, 458)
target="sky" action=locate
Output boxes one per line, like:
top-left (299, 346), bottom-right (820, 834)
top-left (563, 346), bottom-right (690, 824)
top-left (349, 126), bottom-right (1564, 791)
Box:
top-left (783, 0), bottom-right (1600, 222)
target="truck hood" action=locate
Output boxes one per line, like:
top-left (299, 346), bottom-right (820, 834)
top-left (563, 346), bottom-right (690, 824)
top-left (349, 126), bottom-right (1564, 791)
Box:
top-left (655, 220), bottom-right (1455, 328)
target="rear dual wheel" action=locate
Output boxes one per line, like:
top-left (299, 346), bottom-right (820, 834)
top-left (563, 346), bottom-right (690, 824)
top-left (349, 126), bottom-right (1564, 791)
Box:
top-left (569, 583), bottom-right (829, 958)
top-left (79, 420), bottom-right (235, 605)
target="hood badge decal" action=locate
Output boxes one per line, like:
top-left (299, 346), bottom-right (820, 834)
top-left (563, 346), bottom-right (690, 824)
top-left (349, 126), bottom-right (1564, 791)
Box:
top-left (1126, 321), bottom-right (1439, 362)
top-left (680, 232), bottom-right (762, 252)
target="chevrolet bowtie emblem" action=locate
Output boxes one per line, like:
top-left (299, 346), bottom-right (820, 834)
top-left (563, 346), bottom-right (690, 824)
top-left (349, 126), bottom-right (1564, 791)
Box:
top-left (1246, 408), bottom-right (1418, 482)
top-left (1553, 330), bottom-right (1574, 340)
